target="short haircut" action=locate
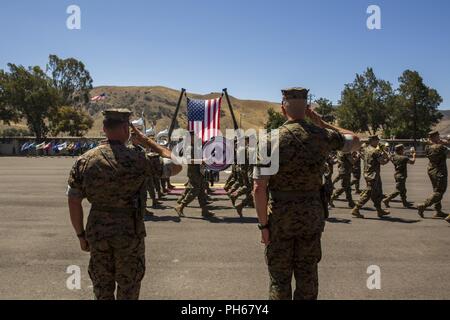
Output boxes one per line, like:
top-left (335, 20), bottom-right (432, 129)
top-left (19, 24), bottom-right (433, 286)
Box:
top-left (103, 118), bottom-right (127, 130)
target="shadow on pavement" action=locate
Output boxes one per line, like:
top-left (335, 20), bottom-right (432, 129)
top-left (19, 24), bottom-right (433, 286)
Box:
top-left (144, 215), bottom-right (181, 223)
top-left (326, 217), bottom-right (352, 224)
top-left (364, 216), bottom-right (421, 224)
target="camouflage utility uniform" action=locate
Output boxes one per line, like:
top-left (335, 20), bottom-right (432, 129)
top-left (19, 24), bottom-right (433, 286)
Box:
top-left (418, 143), bottom-right (448, 216)
top-left (351, 143), bottom-right (389, 218)
top-left (331, 152), bottom-right (355, 207)
top-left (384, 154), bottom-right (411, 207)
top-left (176, 163), bottom-right (212, 217)
top-left (255, 118), bottom-right (345, 300)
top-left (67, 140), bottom-right (162, 300)
top-left (351, 152), bottom-right (362, 193)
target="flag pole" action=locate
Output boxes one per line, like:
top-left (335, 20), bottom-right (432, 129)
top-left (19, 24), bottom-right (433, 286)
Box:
top-left (168, 88), bottom-right (186, 143)
top-left (141, 110), bottom-right (146, 136)
top-left (222, 88), bottom-right (239, 130)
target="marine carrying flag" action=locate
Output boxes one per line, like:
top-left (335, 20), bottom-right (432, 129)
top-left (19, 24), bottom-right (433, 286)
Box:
top-left (187, 97), bottom-right (222, 143)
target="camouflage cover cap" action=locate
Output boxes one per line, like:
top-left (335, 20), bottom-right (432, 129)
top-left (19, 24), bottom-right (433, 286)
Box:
top-left (394, 144), bottom-right (404, 150)
top-left (368, 135), bottom-right (380, 141)
top-left (281, 87), bottom-right (309, 100)
top-left (428, 130), bottom-right (439, 137)
top-left (102, 108), bottom-right (132, 122)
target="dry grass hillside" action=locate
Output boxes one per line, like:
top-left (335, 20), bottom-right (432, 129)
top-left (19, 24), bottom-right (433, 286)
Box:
top-left (434, 110), bottom-right (450, 136)
top-left (1, 85), bottom-right (448, 138)
top-left (86, 86), bottom-right (280, 136)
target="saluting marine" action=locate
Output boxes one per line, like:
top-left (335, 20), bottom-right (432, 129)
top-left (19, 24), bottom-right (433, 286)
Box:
top-left (253, 87), bottom-right (360, 300)
top-left (67, 109), bottom-right (181, 300)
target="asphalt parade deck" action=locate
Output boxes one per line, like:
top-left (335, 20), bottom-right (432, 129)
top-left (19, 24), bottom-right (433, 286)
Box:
top-left (0, 157), bottom-right (449, 299)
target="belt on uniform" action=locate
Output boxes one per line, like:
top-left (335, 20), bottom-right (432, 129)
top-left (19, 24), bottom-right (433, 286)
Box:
top-left (269, 190), bottom-right (322, 201)
top-left (91, 204), bottom-right (137, 214)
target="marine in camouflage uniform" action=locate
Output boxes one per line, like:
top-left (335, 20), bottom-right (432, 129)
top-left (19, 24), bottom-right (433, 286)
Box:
top-left (175, 133), bottom-right (214, 218)
top-left (253, 87), bottom-right (359, 300)
top-left (231, 144), bottom-right (255, 216)
top-left (67, 109), bottom-right (177, 300)
top-left (351, 136), bottom-right (390, 218)
top-left (383, 144), bottom-right (415, 208)
top-left (418, 131), bottom-right (449, 219)
top-left (175, 162), bottom-right (213, 218)
top-left (323, 153), bottom-right (336, 208)
top-left (350, 151), bottom-right (362, 193)
top-left (224, 164), bottom-right (238, 192)
top-left (330, 151), bottom-right (355, 208)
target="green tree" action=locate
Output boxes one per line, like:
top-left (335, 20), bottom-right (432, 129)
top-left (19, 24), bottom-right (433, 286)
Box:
top-left (265, 107), bottom-right (286, 130)
top-left (336, 68), bottom-right (394, 134)
top-left (315, 98), bottom-right (335, 122)
top-left (47, 54), bottom-right (93, 106)
top-left (1, 64), bottom-right (59, 139)
top-left (0, 70), bottom-right (21, 124)
top-left (384, 70), bottom-right (442, 139)
top-left (50, 106), bottom-right (94, 136)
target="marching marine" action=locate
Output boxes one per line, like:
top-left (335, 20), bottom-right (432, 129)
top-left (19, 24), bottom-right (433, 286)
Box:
top-left (383, 144), bottom-right (416, 208)
top-left (351, 135), bottom-right (390, 218)
top-left (417, 131), bottom-right (449, 220)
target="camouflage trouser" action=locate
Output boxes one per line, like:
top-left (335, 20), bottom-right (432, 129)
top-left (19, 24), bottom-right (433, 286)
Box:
top-left (153, 176), bottom-right (161, 194)
top-left (351, 171), bottom-right (361, 190)
top-left (323, 177), bottom-right (333, 205)
top-left (147, 178), bottom-right (156, 201)
top-left (266, 232), bottom-right (322, 300)
top-left (423, 173), bottom-right (448, 212)
top-left (332, 173), bottom-right (353, 202)
top-left (224, 174), bottom-right (235, 191)
top-left (385, 177), bottom-right (407, 203)
top-left (179, 184), bottom-right (207, 208)
top-left (88, 236), bottom-right (145, 300)
top-left (332, 174), bottom-right (342, 187)
top-left (355, 177), bottom-right (383, 209)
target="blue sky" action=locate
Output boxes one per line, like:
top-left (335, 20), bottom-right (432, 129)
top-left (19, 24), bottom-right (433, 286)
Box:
top-left (0, 0), bottom-right (449, 107)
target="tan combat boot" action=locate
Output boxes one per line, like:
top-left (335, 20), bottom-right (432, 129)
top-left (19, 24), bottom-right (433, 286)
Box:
top-left (351, 207), bottom-right (364, 219)
top-left (377, 207), bottom-right (390, 218)
top-left (432, 211), bottom-right (448, 219)
top-left (235, 203), bottom-right (244, 217)
top-left (201, 208), bottom-right (215, 218)
top-left (383, 198), bottom-right (390, 208)
top-left (417, 204), bottom-right (425, 218)
top-left (175, 204), bottom-right (186, 218)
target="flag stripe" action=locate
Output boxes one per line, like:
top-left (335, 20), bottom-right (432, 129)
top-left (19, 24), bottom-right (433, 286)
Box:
top-left (187, 97), bottom-right (222, 143)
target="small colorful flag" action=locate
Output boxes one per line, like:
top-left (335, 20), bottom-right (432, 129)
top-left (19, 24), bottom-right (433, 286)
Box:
top-left (91, 93), bottom-right (107, 102)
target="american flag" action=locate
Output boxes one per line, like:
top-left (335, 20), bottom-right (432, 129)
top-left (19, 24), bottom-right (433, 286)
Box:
top-left (187, 97), bottom-right (222, 143)
top-left (91, 93), bottom-right (107, 102)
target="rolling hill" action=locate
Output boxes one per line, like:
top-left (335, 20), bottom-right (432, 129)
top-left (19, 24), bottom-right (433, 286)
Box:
top-left (86, 86), bottom-right (280, 136)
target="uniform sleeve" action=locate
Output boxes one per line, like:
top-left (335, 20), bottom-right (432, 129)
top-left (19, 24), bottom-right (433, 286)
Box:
top-left (252, 135), bottom-right (272, 180)
top-left (66, 158), bottom-right (86, 198)
top-left (325, 128), bottom-right (345, 152)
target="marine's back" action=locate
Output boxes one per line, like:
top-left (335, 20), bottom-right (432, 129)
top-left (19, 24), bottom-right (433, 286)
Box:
top-left (268, 119), bottom-right (344, 193)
